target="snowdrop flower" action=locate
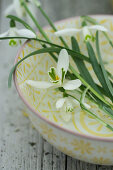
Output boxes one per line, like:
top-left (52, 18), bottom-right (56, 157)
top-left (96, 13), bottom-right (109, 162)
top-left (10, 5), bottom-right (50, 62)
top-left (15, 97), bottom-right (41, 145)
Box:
top-left (26, 49), bottom-right (82, 90)
top-left (56, 97), bottom-right (79, 122)
top-left (55, 25), bottom-right (108, 41)
top-left (5, 0), bottom-right (41, 26)
top-left (0, 20), bottom-right (36, 46)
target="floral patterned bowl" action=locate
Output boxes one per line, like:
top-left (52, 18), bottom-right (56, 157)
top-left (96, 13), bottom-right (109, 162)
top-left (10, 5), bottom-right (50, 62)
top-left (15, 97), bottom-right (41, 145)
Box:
top-left (14, 15), bottom-right (113, 165)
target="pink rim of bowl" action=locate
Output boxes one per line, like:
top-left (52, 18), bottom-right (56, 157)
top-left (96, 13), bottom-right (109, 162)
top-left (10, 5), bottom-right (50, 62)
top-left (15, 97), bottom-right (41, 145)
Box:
top-left (14, 15), bottom-right (113, 142)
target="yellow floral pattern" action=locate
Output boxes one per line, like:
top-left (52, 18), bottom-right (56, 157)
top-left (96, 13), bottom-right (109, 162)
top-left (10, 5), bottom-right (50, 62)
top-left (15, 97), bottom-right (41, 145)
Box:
top-left (39, 123), bottom-right (56, 141)
top-left (57, 146), bottom-right (76, 158)
top-left (71, 139), bottom-right (94, 154)
top-left (92, 157), bottom-right (111, 165)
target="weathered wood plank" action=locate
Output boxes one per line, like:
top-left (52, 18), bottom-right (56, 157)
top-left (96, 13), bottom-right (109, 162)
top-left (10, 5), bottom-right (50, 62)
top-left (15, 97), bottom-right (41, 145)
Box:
top-left (52, 147), bottom-right (66, 170)
top-left (0, 0), bottom-right (113, 170)
top-left (42, 139), bottom-right (53, 170)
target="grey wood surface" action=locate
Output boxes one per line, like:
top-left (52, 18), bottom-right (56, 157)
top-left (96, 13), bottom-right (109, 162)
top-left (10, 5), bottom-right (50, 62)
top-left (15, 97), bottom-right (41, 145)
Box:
top-left (0, 0), bottom-right (113, 169)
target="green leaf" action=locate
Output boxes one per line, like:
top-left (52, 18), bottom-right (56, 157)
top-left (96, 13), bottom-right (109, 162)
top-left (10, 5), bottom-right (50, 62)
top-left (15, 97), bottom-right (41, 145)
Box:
top-left (7, 15), bottom-right (36, 34)
top-left (96, 31), bottom-right (113, 100)
top-left (69, 64), bottom-right (113, 107)
top-left (1, 36), bottom-right (113, 81)
top-left (71, 36), bottom-right (102, 95)
top-left (0, 36), bottom-right (90, 63)
top-left (86, 41), bottom-right (112, 100)
top-left (81, 16), bottom-right (98, 24)
top-left (8, 47), bottom-right (59, 88)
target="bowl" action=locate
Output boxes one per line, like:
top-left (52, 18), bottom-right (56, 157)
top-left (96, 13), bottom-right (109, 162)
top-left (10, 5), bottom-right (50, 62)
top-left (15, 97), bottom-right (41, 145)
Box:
top-left (14, 15), bottom-right (113, 165)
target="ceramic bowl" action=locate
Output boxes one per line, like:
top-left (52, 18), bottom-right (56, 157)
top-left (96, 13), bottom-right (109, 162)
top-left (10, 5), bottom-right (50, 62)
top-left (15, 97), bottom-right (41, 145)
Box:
top-left (14, 15), bottom-right (113, 165)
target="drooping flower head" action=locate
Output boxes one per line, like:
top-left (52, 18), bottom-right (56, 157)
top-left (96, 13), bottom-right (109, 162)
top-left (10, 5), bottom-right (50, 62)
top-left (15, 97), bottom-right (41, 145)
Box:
top-left (0, 20), bottom-right (36, 46)
top-left (55, 25), bottom-right (108, 41)
top-left (56, 97), bottom-right (79, 122)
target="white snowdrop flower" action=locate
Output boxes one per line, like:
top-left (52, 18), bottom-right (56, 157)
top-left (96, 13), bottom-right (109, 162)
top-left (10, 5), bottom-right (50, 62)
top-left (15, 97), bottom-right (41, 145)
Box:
top-left (55, 25), bottom-right (108, 41)
top-left (0, 20), bottom-right (36, 46)
top-left (56, 97), bottom-right (79, 122)
top-left (26, 49), bottom-right (82, 90)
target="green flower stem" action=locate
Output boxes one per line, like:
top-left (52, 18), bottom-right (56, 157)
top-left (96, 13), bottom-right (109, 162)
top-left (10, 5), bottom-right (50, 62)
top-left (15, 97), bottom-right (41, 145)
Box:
top-left (66, 92), bottom-right (113, 131)
top-left (80, 86), bottom-right (90, 104)
top-left (21, 1), bottom-right (51, 42)
top-left (38, 6), bottom-right (68, 48)
top-left (73, 89), bottom-right (98, 105)
top-left (23, 1), bottom-right (69, 49)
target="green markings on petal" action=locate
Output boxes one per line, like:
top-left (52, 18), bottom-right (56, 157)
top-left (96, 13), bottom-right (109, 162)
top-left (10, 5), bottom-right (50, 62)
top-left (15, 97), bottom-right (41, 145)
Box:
top-left (61, 68), bottom-right (65, 83)
top-left (66, 107), bottom-right (73, 112)
top-left (82, 15), bottom-right (113, 48)
top-left (9, 39), bottom-right (17, 46)
top-left (48, 67), bottom-right (59, 83)
top-left (85, 34), bottom-right (92, 41)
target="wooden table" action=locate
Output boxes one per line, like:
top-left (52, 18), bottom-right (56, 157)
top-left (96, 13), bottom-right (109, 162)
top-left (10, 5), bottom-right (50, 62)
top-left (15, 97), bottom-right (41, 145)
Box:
top-left (0, 0), bottom-right (113, 169)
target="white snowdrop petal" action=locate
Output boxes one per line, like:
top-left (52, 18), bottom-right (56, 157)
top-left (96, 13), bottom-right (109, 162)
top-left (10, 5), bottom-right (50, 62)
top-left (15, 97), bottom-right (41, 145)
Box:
top-left (26, 80), bottom-right (53, 89)
top-left (55, 28), bottom-right (81, 36)
top-left (13, 0), bottom-right (25, 18)
top-left (88, 25), bottom-right (108, 32)
top-left (16, 29), bottom-right (36, 38)
top-left (66, 100), bottom-right (74, 111)
top-left (0, 31), bottom-right (9, 38)
top-left (83, 102), bottom-right (91, 109)
top-left (57, 49), bottom-right (69, 79)
top-left (82, 26), bottom-right (91, 39)
top-left (4, 4), bottom-right (14, 16)
top-left (9, 28), bottom-right (17, 37)
top-left (56, 98), bottom-right (66, 109)
top-left (72, 98), bottom-right (80, 105)
top-left (61, 111), bottom-right (72, 122)
top-left (63, 79), bottom-right (81, 90)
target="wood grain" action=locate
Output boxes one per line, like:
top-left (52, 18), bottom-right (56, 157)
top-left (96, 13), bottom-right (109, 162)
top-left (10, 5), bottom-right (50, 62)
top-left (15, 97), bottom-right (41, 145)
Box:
top-left (0, 0), bottom-right (113, 169)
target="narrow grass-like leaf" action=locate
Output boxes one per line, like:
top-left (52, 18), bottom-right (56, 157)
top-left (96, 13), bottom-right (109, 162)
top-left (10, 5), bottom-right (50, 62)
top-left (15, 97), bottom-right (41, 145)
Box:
top-left (107, 71), bottom-right (113, 80)
top-left (8, 47), bottom-right (60, 88)
top-left (86, 41), bottom-right (112, 100)
top-left (103, 105), bottom-right (113, 119)
top-left (80, 87), bottom-right (113, 131)
top-left (71, 36), bottom-right (102, 95)
top-left (81, 15), bottom-right (98, 24)
top-left (0, 36), bottom-right (90, 63)
top-left (69, 64), bottom-right (111, 107)
top-left (1, 36), bottom-right (113, 80)
top-left (96, 31), bottom-right (113, 99)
